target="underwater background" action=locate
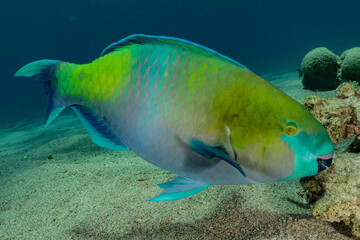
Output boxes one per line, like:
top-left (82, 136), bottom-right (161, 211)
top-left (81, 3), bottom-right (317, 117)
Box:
top-left (1, 0), bottom-right (360, 126)
top-left (2, 0), bottom-right (360, 239)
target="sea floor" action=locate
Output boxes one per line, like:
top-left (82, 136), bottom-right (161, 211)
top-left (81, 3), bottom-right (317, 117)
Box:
top-left (0, 72), bottom-right (354, 239)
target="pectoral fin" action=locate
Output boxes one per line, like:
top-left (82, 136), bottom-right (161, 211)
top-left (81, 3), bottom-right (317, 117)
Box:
top-left (148, 176), bottom-right (211, 201)
top-left (189, 138), bottom-right (246, 177)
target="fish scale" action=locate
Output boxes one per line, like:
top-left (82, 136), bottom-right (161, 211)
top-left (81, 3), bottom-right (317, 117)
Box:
top-left (15, 34), bottom-right (334, 201)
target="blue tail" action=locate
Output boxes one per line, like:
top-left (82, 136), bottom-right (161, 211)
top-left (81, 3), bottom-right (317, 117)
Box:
top-left (15, 59), bottom-right (64, 128)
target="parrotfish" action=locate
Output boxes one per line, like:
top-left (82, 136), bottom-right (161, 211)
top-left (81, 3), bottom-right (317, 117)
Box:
top-left (15, 34), bottom-right (334, 201)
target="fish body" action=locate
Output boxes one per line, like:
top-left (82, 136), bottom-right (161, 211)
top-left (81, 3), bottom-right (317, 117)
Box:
top-left (15, 35), bottom-right (334, 201)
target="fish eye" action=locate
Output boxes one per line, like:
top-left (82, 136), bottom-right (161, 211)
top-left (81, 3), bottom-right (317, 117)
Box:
top-left (284, 122), bottom-right (298, 136)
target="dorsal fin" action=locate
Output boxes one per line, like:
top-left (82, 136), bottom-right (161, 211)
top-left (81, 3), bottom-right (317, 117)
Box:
top-left (101, 34), bottom-right (250, 70)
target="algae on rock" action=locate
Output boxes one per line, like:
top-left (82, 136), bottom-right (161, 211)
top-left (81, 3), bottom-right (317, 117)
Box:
top-left (300, 82), bottom-right (360, 145)
top-left (301, 153), bottom-right (360, 239)
top-left (300, 82), bottom-right (360, 239)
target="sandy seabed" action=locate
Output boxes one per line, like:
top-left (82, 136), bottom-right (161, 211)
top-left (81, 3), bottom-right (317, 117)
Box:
top-left (0, 72), bottom-right (354, 239)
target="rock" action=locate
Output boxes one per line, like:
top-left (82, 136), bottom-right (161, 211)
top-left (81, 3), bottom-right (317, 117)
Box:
top-left (301, 47), bottom-right (340, 90)
top-left (300, 82), bottom-right (360, 145)
top-left (299, 176), bottom-right (323, 204)
top-left (335, 82), bottom-right (360, 99)
top-left (338, 47), bottom-right (360, 84)
top-left (301, 153), bottom-right (360, 239)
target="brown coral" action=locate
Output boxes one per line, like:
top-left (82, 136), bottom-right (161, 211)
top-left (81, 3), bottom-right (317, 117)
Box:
top-left (301, 153), bottom-right (360, 239)
top-left (300, 82), bottom-right (360, 145)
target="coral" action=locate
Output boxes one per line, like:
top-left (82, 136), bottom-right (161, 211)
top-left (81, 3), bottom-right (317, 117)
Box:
top-left (300, 82), bottom-right (360, 145)
top-left (301, 47), bottom-right (360, 89)
top-left (301, 153), bottom-right (360, 239)
top-left (301, 47), bottom-right (340, 90)
top-left (338, 47), bottom-right (360, 84)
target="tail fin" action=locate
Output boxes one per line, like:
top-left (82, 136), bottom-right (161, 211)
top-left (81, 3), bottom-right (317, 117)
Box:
top-left (15, 59), bottom-right (65, 128)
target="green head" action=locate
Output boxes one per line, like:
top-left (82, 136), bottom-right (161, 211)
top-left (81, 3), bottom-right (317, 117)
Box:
top-left (275, 104), bottom-right (334, 180)
top-left (221, 73), bottom-right (334, 182)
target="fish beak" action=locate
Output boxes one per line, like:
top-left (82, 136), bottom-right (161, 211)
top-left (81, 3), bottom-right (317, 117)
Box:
top-left (314, 152), bottom-right (334, 172)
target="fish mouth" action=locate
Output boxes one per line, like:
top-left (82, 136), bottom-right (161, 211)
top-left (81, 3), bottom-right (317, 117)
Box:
top-left (313, 152), bottom-right (334, 172)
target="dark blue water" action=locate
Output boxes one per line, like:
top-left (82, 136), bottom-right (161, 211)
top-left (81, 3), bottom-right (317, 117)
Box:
top-left (1, 0), bottom-right (360, 126)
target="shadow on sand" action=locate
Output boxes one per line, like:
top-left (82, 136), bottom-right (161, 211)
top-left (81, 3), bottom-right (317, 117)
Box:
top-left (69, 194), bottom-right (353, 240)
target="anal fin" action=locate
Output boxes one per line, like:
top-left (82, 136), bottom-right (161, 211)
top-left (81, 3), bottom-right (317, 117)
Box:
top-left (71, 105), bottom-right (129, 151)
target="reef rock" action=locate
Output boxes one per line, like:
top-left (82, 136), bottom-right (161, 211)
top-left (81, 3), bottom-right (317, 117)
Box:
top-left (300, 82), bottom-right (360, 145)
top-left (301, 47), bottom-right (339, 90)
top-left (301, 153), bottom-right (360, 239)
top-left (300, 82), bottom-right (360, 239)
top-left (338, 47), bottom-right (360, 84)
